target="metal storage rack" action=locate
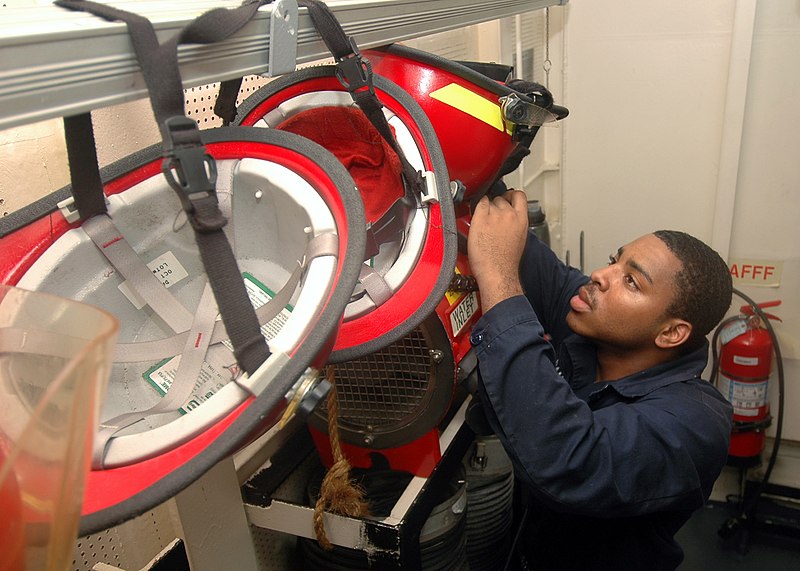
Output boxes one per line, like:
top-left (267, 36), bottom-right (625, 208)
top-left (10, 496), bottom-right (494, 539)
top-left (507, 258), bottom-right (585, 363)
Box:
top-left (239, 396), bottom-right (478, 569)
top-left (1, 1), bottom-right (564, 569)
top-left (0, 0), bottom-right (563, 131)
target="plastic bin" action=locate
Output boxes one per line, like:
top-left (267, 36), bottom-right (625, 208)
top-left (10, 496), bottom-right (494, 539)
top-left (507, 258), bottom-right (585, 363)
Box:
top-left (0, 286), bottom-right (118, 571)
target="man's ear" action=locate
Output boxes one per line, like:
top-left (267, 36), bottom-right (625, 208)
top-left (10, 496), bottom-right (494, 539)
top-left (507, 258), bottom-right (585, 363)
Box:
top-left (656, 319), bottom-right (692, 350)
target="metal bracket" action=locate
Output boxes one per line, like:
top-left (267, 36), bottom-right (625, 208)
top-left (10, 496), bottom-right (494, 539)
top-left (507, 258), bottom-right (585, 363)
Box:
top-left (269, 0), bottom-right (299, 77)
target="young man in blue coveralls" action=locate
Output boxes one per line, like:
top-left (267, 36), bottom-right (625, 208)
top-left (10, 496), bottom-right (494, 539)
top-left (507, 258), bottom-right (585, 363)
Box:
top-left (467, 190), bottom-right (734, 570)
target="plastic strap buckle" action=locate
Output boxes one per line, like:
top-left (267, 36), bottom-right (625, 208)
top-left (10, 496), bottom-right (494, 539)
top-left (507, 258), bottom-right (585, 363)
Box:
top-left (335, 37), bottom-right (376, 96)
top-left (161, 116), bottom-right (223, 232)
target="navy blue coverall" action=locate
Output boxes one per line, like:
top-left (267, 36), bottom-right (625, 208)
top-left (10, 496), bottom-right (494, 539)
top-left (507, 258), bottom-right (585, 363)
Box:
top-left (470, 233), bottom-right (733, 570)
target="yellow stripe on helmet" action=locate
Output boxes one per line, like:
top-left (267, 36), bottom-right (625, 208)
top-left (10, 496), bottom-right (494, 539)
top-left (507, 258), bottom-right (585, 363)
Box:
top-left (429, 83), bottom-right (509, 134)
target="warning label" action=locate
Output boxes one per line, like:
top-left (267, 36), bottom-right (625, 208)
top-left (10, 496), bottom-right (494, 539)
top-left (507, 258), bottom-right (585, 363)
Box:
top-left (144, 272), bottom-right (293, 413)
top-left (450, 291), bottom-right (478, 337)
top-left (718, 374), bottom-right (768, 417)
top-left (144, 357), bottom-right (228, 414)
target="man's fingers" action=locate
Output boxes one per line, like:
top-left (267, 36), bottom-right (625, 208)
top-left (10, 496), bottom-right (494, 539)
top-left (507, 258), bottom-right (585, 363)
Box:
top-left (492, 189), bottom-right (527, 212)
top-left (490, 190), bottom-right (528, 223)
top-left (473, 195), bottom-right (490, 211)
top-left (508, 189), bottom-right (528, 212)
top-left (475, 190), bottom-right (527, 225)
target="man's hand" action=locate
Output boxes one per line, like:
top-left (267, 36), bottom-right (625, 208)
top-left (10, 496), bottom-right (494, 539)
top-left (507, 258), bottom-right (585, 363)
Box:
top-left (468, 190), bottom-right (529, 313)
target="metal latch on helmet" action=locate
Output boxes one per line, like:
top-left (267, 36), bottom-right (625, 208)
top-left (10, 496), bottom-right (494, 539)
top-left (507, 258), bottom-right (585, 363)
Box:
top-left (161, 116), bottom-right (222, 232)
top-left (499, 92), bottom-right (556, 127)
top-left (278, 368), bottom-right (331, 428)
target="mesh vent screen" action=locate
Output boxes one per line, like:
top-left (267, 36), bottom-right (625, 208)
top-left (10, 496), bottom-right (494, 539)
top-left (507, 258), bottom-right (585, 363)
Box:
top-left (312, 316), bottom-right (455, 449)
top-left (322, 328), bottom-right (433, 428)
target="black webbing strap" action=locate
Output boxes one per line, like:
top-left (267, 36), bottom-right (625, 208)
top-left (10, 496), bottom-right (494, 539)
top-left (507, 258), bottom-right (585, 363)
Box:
top-left (215, 77), bottom-right (244, 125)
top-left (297, 0), bottom-right (423, 197)
top-left (63, 113), bottom-right (107, 220)
top-left (55, 0), bottom-right (271, 376)
top-left (213, 0), bottom-right (423, 200)
top-left (175, 1), bottom-right (266, 126)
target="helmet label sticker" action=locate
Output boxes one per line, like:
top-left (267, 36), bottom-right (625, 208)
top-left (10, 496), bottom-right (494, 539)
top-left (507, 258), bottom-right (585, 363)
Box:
top-left (118, 250), bottom-right (189, 310)
top-left (144, 357), bottom-right (228, 414)
top-left (143, 272), bottom-right (293, 413)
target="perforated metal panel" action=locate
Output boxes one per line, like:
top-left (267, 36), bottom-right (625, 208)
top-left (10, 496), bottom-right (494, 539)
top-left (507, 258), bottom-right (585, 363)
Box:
top-left (184, 75), bottom-right (276, 129)
top-left (73, 529), bottom-right (123, 571)
top-left (72, 505), bottom-right (179, 571)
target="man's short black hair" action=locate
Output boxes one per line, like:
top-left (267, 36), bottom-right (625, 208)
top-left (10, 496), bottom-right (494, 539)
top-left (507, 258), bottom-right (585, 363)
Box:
top-left (653, 230), bottom-right (733, 353)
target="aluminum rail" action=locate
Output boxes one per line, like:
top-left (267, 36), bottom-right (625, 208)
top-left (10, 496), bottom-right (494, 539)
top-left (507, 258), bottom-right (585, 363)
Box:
top-left (0, 0), bottom-right (565, 131)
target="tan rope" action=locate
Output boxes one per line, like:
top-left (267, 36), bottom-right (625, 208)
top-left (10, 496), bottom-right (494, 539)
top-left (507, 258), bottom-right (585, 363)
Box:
top-left (313, 366), bottom-right (370, 550)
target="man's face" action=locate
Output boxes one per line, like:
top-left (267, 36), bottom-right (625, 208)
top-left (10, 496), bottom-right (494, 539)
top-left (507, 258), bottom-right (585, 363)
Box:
top-left (565, 234), bottom-right (682, 350)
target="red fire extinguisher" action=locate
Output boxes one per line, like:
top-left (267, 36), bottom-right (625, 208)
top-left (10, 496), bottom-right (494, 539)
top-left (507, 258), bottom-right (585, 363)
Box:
top-left (717, 300), bottom-right (781, 463)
